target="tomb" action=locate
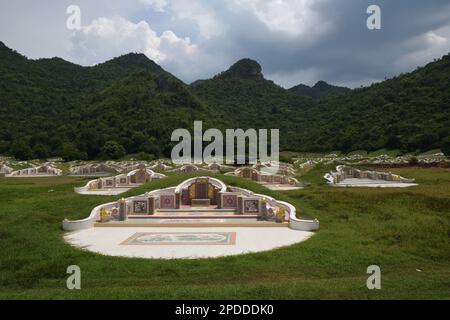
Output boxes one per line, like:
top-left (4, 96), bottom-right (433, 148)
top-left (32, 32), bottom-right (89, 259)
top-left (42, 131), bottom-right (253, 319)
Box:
top-left (63, 176), bottom-right (319, 259)
top-left (64, 176), bottom-right (319, 231)
top-left (149, 161), bottom-right (173, 171)
top-left (6, 163), bottom-right (62, 177)
top-left (324, 165), bottom-right (417, 188)
top-left (69, 163), bottom-right (119, 176)
top-left (226, 167), bottom-right (303, 190)
top-left (204, 161), bottom-right (233, 172)
top-left (257, 161), bottom-right (296, 176)
top-left (0, 163), bottom-right (12, 174)
top-left (169, 164), bottom-right (200, 174)
top-left (74, 164), bottom-right (167, 195)
top-left (113, 161), bottom-right (149, 171)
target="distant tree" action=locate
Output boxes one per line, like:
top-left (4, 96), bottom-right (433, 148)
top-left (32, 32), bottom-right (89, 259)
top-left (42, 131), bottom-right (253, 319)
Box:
top-left (61, 143), bottom-right (87, 161)
top-left (9, 140), bottom-right (33, 160)
top-left (0, 140), bottom-right (10, 154)
top-left (135, 152), bottom-right (156, 161)
top-left (102, 140), bottom-right (126, 159)
top-left (33, 143), bottom-right (50, 159)
top-left (441, 137), bottom-right (450, 156)
top-left (408, 157), bottom-right (419, 166)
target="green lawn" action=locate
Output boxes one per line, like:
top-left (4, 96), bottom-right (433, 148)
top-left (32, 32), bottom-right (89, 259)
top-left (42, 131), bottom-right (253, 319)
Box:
top-left (0, 167), bottom-right (449, 299)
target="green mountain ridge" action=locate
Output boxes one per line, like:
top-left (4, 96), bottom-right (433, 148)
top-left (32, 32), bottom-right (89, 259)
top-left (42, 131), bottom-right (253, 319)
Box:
top-left (288, 80), bottom-right (352, 99)
top-left (0, 41), bottom-right (449, 160)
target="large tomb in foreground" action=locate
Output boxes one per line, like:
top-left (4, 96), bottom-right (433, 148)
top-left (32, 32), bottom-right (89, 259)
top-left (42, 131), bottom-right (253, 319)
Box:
top-left (324, 165), bottom-right (417, 188)
top-left (74, 164), bottom-right (166, 195)
top-left (6, 163), bottom-right (62, 177)
top-left (63, 176), bottom-right (319, 231)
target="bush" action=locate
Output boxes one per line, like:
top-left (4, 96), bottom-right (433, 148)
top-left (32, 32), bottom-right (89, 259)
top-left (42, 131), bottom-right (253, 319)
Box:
top-left (61, 143), bottom-right (87, 161)
top-left (409, 156), bottom-right (419, 166)
top-left (102, 141), bottom-right (126, 160)
top-left (9, 140), bottom-right (33, 160)
top-left (441, 137), bottom-right (450, 156)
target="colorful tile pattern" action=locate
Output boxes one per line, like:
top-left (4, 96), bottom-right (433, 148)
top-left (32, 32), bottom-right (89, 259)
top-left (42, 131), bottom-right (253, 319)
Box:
top-left (121, 232), bottom-right (236, 245)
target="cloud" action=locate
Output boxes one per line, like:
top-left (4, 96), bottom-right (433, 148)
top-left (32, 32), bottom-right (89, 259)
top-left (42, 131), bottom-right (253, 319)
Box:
top-left (138, 0), bottom-right (224, 39)
top-left (138, 0), bottom-right (168, 12)
top-left (68, 16), bottom-right (197, 65)
top-left (231, 0), bottom-right (332, 39)
top-left (2, 0), bottom-right (450, 88)
top-left (67, 15), bottom-right (222, 82)
top-left (395, 23), bottom-right (450, 70)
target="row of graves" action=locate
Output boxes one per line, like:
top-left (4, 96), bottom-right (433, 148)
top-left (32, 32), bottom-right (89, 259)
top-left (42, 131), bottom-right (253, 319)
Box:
top-left (75, 164), bottom-right (167, 195)
top-left (226, 165), bottom-right (302, 190)
top-left (69, 163), bottom-right (120, 176)
top-left (149, 161), bottom-right (173, 171)
top-left (63, 176), bottom-right (319, 231)
top-left (111, 160), bottom-right (174, 172)
top-left (168, 164), bottom-right (200, 174)
top-left (5, 163), bottom-right (62, 177)
top-left (0, 162), bottom-right (13, 174)
top-left (258, 161), bottom-right (296, 176)
top-left (167, 162), bottom-right (233, 174)
top-left (324, 165), bottom-right (417, 188)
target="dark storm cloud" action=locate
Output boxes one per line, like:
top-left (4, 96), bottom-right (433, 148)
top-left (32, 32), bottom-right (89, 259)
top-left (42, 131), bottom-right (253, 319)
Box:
top-left (0, 0), bottom-right (449, 88)
top-left (203, 0), bottom-right (450, 87)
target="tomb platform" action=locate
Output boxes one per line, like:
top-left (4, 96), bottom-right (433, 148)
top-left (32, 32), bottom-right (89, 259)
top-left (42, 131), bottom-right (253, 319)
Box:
top-left (324, 165), bottom-right (418, 188)
top-left (63, 176), bottom-right (320, 232)
top-left (63, 177), bottom-right (319, 259)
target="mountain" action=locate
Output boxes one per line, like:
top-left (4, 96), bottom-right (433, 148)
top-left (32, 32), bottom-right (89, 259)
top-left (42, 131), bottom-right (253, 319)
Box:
top-left (288, 80), bottom-right (351, 99)
top-left (189, 58), bottom-right (315, 148)
top-left (0, 41), bottom-right (449, 160)
top-left (191, 56), bottom-right (450, 153)
top-left (302, 55), bottom-right (450, 152)
top-left (0, 42), bottom-right (211, 160)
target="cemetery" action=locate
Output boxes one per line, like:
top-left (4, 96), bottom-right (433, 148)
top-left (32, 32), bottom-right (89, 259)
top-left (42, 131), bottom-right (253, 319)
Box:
top-left (226, 166), bottom-right (302, 190)
top-left (74, 164), bottom-right (166, 195)
top-left (324, 165), bottom-right (418, 187)
top-left (168, 163), bottom-right (200, 174)
top-left (5, 163), bottom-right (62, 177)
top-left (63, 176), bottom-right (319, 258)
top-left (0, 154), bottom-right (448, 298)
top-left (69, 163), bottom-right (120, 176)
top-left (149, 161), bottom-right (173, 171)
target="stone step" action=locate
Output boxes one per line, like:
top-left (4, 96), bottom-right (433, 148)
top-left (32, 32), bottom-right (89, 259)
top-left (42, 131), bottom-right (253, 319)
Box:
top-left (128, 214), bottom-right (257, 219)
top-left (95, 221), bottom-right (288, 228)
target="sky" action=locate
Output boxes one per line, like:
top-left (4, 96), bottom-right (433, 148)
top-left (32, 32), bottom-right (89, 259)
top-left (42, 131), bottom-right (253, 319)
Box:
top-left (1, 0), bottom-right (450, 88)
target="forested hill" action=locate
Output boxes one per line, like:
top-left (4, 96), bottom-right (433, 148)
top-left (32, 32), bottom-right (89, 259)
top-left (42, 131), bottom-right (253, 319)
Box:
top-left (0, 42), bottom-right (212, 160)
top-left (288, 80), bottom-right (351, 99)
top-left (0, 41), bottom-right (449, 160)
top-left (191, 56), bottom-right (450, 153)
top-left (294, 54), bottom-right (450, 152)
top-left (189, 59), bottom-right (315, 140)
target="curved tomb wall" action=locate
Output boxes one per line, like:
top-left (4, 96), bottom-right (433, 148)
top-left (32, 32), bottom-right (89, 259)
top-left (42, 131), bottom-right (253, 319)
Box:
top-left (325, 165), bottom-right (416, 184)
top-left (64, 177), bottom-right (319, 232)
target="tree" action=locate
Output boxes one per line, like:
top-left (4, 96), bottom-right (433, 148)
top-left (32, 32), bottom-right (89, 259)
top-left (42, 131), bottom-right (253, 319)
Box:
top-left (33, 143), bottom-right (50, 159)
top-left (441, 137), bottom-right (450, 156)
top-left (102, 140), bottom-right (126, 159)
top-left (9, 140), bottom-right (33, 160)
top-left (61, 143), bottom-right (87, 161)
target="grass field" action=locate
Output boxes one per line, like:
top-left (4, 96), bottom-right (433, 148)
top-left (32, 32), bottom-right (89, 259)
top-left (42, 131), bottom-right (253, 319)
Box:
top-left (0, 166), bottom-right (449, 299)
